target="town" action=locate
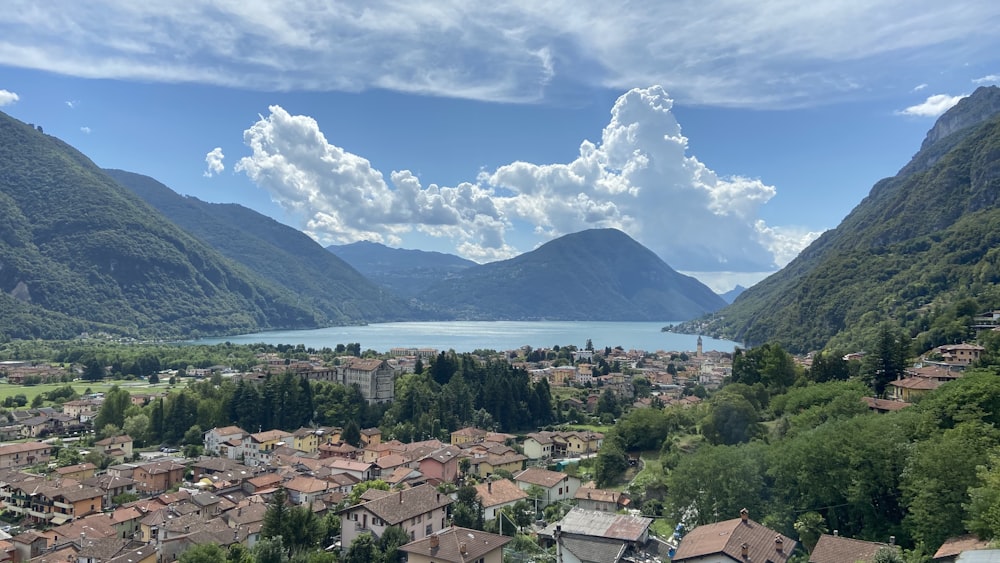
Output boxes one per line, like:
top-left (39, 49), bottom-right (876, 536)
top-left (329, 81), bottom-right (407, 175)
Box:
top-left (0, 331), bottom-right (993, 563)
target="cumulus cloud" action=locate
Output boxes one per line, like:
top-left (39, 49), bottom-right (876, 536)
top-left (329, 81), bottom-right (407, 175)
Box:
top-left (974, 74), bottom-right (1000, 85)
top-left (236, 87), bottom-right (808, 272)
top-left (203, 147), bottom-right (225, 177)
top-left (0, 2), bottom-right (998, 107)
top-left (65, 100), bottom-right (77, 109)
top-left (80, 126), bottom-right (91, 134)
top-left (897, 93), bottom-right (966, 117)
top-left (0, 89), bottom-right (18, 106)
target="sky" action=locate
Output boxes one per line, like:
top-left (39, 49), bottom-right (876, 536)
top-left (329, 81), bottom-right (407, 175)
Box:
top-left (1, 2), bottom-right (999, 292)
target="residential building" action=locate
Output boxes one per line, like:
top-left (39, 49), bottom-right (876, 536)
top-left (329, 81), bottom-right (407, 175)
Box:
top-left (539, 507), bottom-right (652, 563)
top-left (514, 468), bottom-right (580, 506)
top-left (54, 463), bottom-right (97, 481)
top-left (0, 442), bottom-right (50, 469)
top-left (94, 435), bottom-right (134, 463)
top-left (133, 460), bottom-right (186, 495)
top-left (242, 429), bottom-right (293, 467)
top-left (418, 446), bottom-right (462, 484)
top-left (810, 533), bottom-right (891, 563)
top-left (474, 479), bottom-right (528, 521)
top-left (399, 526), bottom-right (511, 563)
top-left (450, 427), bottom-right (488, 446)
top-left (574, 486), bottom-right (628, 512)
top-left (933, 535), bottom-right (991, 563)
top-left (203, 426), bottom-right (247, 456)
top-left (339, 484), bottom-right (452, 549)
top-left (672, 509), bottom-right (796, 563)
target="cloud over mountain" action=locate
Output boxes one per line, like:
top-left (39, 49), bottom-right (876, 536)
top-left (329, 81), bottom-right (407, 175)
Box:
top-left (236, 86), bottom-right (820, 271)
top-left (0, 89), bottom-right (18, 106)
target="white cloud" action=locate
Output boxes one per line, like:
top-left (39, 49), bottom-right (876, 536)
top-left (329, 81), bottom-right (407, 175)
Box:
top-left (912, 83), bottom-right (927, 91)
top-left (973, 74), bottom-right (1000, 85)
top-left (203, 147), bottom-right (225, 177)
top-left (0, 1), bottom-right (998, 107)
top-left (0, 89), bottom-right (18, 106)
top-left (237, 87), bottom-right (808, 272)
top-left (897, 93), bottom-right (966, 117)
top-left (65, 100), bottom-right (76, 109)
top-left (80, 126), bottom-right (91, 134)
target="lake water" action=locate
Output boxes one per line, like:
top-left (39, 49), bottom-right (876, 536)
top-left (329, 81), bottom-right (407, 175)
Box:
top-left (196, 321), bottom-right (741, 354)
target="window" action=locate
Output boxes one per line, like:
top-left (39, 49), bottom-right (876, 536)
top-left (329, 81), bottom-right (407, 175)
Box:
top-left (425, 524), bottom-right (432, 536)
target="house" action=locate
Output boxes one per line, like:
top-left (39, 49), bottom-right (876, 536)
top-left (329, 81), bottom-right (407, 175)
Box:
top-left (450, 427), bottom-right (488, 446)
top-left (203, 426), bottom-right (247, 456)
top-left (242, 429), bottom-right (293, 467)
top-left (514, 468), bottom-right (580, 506)
top-left (672, 508), bottom-right (796, 563)
top-left (339, 484), bottom-right (453, 549)
top-left (933, 344), bottom-right (985, 365)
top-left (399, 526), bottom-right (511, 563)
top-left (539, 507), bottom-right (652, 563)
top-left (54, 462), bottom-right (97, 481)
top-left (0, 442), bottom-right (51, 469)
top-left (574, 486), bottom-right (628, 512)
top-left (886, 377), bottom-right (942, 402)
top-left (809, 533), bottom-right (893, 563)
top-left (283, 477), bottom-right (332, 505)
top-left (474, 479), bottom-right (528, 521)
top-left (470, 452), bottom-right (527, 478)
top-left (94, 435), bottom-right (134, 463)
top-left (522, 431), bottom-right (603, 460)
top-left (360, 427), bottom-right (382, 447)
top-left (339, 358), bottom-right (395, 404)
top-left (82, 474), bottom-right (137, 507)
top-left (418, 446), bottom-right (462, 484)
top-left (933, 535), bottom-right (990, 563)
top-left (133, 460), bottom-right (186, 494)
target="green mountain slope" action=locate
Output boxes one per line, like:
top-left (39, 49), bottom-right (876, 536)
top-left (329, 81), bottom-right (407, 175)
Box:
top-left (327, 240), bottom-right (475, 298)
top-left (0, 111), bottom-right (324, 339)
top-left (416, 228), bottom-right (726, 321)
top-left (678, 86), bottom-right (1000, 352)
top-left (107, 170), bottom-right (417, 324)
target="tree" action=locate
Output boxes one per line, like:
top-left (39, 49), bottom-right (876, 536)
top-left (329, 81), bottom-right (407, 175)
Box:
top-left (252, 536), bottom-right (288, 563)
top-left (348, 480), bottom-right (389, 505)
top-left (379, 526), bottom-right (410, 563)
top-left (666, 442), bottom-right (767, 527)
top-left (700, 391), bottom-right (763, 446)
top-left (262, 487), bottom-right (290, 540)
top-left (794, 511), bottom-right (827, 553)
top-left (94, 386), bottom-right (131, 430)
top-left (82, 359), bottom-right (105, 382)
top-left (863, 323), bottom-right (909, 396)
top-left (179, 543), bottom-right (228, 563)
top-left (123, 413), bottom-right (150, 447)
top-left (594, 436), bottom-right (628, 487)
top-left (148, 372), bottom-right (160, 384)
top-left (452, 485), bottom-right (485, 530)
top-left (343, 533), bottom-right (381, 563)
top-left (342, 419), bottom-right (362, 448)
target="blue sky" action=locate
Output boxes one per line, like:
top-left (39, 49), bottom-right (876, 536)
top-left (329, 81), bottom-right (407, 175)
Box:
top-left (1, 1), bottom-right (999, 292)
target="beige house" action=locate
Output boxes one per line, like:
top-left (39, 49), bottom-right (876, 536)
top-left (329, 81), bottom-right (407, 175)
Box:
top-left (400, 526), bottom-right (511, 563)
top-left (94, 435), bottom-right (134, 462)
top-left (339, 484), bottom-right (452, 550)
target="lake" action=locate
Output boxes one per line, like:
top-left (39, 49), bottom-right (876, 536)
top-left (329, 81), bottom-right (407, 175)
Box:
top-left (196, 321), bottom-right (741, 354)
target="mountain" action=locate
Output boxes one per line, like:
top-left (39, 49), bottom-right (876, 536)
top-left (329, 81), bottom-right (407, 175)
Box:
top-left (720, 285), bottom-right (746, 304)
top-left (328, 240), bottom-right (476, 298)
top-left (675, 86), bottom-right (1000, 353)
top-left (415, 228), bottom-right (726, 321)
top-left (0, 111), bottom-right (329, 340)
top-left (107, 170), bottom-right (418, 324)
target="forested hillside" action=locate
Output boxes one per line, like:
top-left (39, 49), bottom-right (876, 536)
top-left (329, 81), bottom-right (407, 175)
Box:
top-left (109, 169), bottom-right (418, 325)
top-left (0, 112), bottom-right (323, 339)
top-left (677, 86), bottom-right (1000, 353)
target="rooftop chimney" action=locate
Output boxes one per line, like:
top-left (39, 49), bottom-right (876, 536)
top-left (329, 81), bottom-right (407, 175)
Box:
top-left (429, 534), bottom-right (439, 549)
top-left (741, 542), bottom-right (749, 559)
top-left (740, 507), bottom-right (748, 523)
top-left (833, 530), bottom-right (838, 537)
top-left (460, 542), bottom-right (467, 554)
top-left (775, 536), bottom-right (784, 553)
top-left (399, 490), bottom-right (403, 504)
top-left (889, 536), bottom-right (896, 546)
top-left (488, 480), bottom-right (492, 494)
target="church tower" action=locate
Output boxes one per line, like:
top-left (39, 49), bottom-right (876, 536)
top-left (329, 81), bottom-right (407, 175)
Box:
top-left (696, 336), bottom-right (703, 357)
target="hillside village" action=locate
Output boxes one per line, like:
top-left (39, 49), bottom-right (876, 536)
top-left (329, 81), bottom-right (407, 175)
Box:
top-left (0, 326), bottom-right (995, 563)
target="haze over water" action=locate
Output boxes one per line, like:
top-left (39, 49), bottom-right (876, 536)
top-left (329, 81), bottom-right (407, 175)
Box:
top-left (197, 321), bottom-right (740, 354)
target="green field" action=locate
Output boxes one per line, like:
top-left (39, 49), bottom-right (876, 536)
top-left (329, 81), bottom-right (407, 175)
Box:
top-left (0, 380), bottom-right (174, 403)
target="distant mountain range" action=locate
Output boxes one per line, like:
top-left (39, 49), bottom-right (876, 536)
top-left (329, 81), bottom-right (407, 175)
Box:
top-left (675, 85), bottom-right (1000, 353)
top-left (720, 285), bottom-right (746, 304)
top-left (413, 228), bottom-right (726, 321)
top-left (0, 109), bottom-right (748, 339)
top-left (328, 241), bottom-right (476, 298)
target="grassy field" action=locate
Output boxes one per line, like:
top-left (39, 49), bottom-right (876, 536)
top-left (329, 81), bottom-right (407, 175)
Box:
top-left (562, 423), bottom-right (614, 434)
top-left (0, 380), bottom-right (174, 403)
